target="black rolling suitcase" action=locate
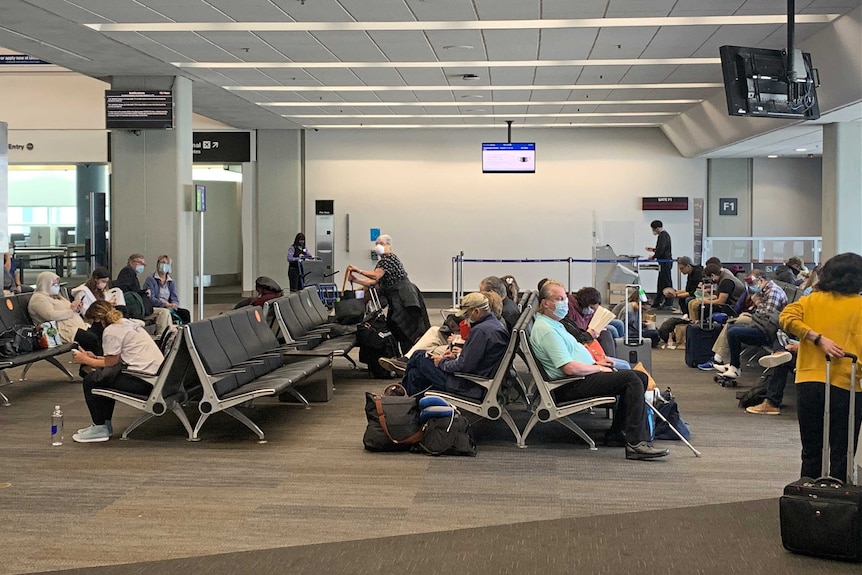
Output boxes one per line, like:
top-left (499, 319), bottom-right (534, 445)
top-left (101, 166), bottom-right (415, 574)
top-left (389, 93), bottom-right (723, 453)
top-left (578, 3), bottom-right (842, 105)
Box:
top-left (684, 297), bottom-right (719, 368)
top-left (614, 284), bottom-right (652, 371)
top-left (780, 353), bottom-right (862, 562)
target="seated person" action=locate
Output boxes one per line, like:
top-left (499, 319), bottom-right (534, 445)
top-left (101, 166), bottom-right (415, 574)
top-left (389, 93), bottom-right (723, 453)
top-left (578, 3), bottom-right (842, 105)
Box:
top-left (71, 267), bottom-right (126, 317)
top-left (566, 287), bottom-right (624, 340)
top-left (380, 290), bottom-right (502, 376)
top-left (482, 275), bottom-right (519, 332)
top-left (114, 253), bottom-right (172, 335)
top-left (530, 280), bottom-right (668, 461)
top-left (699, 269), bottom-right (787, 370)
top-left (774, 256), bottom-right (804, 285)
top-left (71, 301), bottom-right (165, 443)
top-left (234, 276), bottom-right (284, 309)
top-left (28, 271), bottom-right (100, 354)
top-left (687, 262), bottom-right (746, 322)
top-left (667, 256), bottom-right (703, 313)
top-left (616, 291), bottom-right (660, 347)
top-left (402, 292), bottom-right (508, 400)
top-left (144, 255), bottom-right (191, 324)
top-left (746, 338), bottom-right (798, 416)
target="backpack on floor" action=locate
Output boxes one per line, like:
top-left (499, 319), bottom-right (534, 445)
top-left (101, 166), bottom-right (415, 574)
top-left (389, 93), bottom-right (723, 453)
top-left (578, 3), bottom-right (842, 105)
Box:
top-left (736, 374), bottom-right (770, 408)
top-left (415, 410), bottom-right (477, 457)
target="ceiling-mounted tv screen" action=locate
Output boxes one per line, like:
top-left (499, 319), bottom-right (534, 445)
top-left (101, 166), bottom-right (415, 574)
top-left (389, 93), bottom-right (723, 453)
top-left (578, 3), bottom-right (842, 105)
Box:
top-left (105, 90), bottom-right (174, 129)
top-left (719, 45), bottom-right (820, 120)
top-left (482, 143), bottom-right (535, 173)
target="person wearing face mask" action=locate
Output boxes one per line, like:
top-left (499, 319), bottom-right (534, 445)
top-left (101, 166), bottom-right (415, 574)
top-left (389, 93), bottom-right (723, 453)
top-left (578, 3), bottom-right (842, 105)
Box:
top-left (699, 269), bottom-right (788, 372)
top-left (645, 220), bottom-right (674, 310)
top-left (401, 292), bottom-right (508, 399)
top-left (530, 280), bottom-right (668, 460)
top-left (114, 253), bottom-right (173, 335)
top-left (71, 267), bottom-right (126, 317)
top-left (144, 255), bottom-right (191, 324)
top-left (28, 271), bottom-right (102, 354)
top-left (346, 234), bottom-right (430, 354)
top-left (287, 233), bottom-right (313, 292)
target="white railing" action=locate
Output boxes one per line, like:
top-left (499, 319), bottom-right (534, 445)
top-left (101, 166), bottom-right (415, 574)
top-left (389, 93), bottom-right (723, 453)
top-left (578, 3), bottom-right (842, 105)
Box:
top-left (703, 236), bottom-right (821, 268)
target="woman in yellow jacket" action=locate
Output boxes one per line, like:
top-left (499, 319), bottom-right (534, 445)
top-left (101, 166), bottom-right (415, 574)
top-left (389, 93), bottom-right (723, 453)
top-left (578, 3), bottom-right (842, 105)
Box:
top-left (779, 252), bottom-right (862, 480)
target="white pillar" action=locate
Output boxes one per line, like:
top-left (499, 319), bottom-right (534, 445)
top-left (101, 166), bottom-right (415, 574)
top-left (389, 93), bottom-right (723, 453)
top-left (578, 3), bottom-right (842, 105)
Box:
top-left (0, 122), bottom-right (7, 250)
top-left (821, 121), bottom-right (862, 259)
top-left (109, 76), bottom-right (194, 308)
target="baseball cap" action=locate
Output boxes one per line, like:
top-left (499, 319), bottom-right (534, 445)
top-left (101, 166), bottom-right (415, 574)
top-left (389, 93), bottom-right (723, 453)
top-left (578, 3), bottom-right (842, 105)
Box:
top-left (455, 292), bottom-right (490, 319)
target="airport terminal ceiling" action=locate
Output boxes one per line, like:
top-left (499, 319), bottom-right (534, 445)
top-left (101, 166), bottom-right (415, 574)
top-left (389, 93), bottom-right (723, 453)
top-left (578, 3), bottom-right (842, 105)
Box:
top-left (0, 0), bottom-right (859, 158)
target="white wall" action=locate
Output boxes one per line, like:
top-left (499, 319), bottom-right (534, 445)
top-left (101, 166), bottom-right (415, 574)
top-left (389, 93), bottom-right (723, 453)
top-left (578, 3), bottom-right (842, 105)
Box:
top-left (752, 158), bottom-right (822, 237)
top-left (304, 128), bottom-right (707, 292)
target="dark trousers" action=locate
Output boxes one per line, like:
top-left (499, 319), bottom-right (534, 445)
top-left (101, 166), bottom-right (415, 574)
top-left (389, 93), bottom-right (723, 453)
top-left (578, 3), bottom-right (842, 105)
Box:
top-left (728, 325), bottom-right (769, 368)
top-left (766, 355), bottom-right (796, 407)
top-left (82, 372), bottom-right (152, 425)
top-left (403, 351), bottom-right (447, 396)
top-left (797, 381), bottom-right (862, 480)
top-left (288, 262), bottom-right (301, 292)
top-left (74, 327), bottom-right (103, 356)
top-left (653, 262), bottom-right (673, 307)
top-left (553, 370), bottom-right (649, 444)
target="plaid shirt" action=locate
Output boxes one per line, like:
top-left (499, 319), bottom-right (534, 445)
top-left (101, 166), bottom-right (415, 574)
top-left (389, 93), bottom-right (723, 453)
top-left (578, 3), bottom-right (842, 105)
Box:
top-left (755, 280), bottom-right (787, 315)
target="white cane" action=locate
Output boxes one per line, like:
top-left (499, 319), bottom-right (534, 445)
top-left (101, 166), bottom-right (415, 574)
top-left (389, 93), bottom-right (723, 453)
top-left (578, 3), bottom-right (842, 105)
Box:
top-left (647, 400), bottom-right (701, 457)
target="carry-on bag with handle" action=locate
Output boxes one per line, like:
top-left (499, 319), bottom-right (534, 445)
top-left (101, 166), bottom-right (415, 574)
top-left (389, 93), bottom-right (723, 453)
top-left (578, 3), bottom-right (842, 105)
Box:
top-left (334, 274), bottom-right (366, 325)
top-left (613, 284), bottom-right (652, 371)
top-left (780, 353), bottom-right (862, 562)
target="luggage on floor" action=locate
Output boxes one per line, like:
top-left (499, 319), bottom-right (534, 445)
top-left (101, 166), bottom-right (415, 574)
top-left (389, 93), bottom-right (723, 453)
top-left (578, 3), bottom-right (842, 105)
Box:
top-left (357, 290), bottom-right (398, 378)
top-left (780, 353), bottom-right (862, 562)
top-left (613, 284), bottom-right (652, 371)
top-left (684, 323), bottom-right (720, 368)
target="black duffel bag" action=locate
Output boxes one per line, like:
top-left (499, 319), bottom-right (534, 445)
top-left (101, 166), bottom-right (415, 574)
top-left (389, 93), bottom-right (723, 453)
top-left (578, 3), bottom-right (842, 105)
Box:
top-left (363, 393), bottom-right (423, 452)
top-left (335, 297), bottom-right (365, 325)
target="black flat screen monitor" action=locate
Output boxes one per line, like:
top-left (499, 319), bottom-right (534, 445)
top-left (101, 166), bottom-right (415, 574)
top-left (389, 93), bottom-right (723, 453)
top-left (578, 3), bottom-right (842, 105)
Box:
top-left (719, 45), bottom-right (819, 120)
top-left (105, 90), bottom-right (174, 129)
top-left (482, 143), bottom-right (536, 173)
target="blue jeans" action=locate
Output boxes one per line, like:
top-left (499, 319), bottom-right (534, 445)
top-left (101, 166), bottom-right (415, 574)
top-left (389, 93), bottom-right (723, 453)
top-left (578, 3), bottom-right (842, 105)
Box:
top-left (727, 325), bottom-right (769, 368)
top-left (402, 350), bottom-right (448, 396)
top-left (606, 319), bottom-right (624, 339)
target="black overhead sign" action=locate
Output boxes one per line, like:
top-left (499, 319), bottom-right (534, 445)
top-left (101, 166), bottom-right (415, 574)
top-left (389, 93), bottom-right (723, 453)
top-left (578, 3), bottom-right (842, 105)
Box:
top-left (642, 197), bottom-right (689, 211)
top-left (193, 132), bottom-right (251, 163)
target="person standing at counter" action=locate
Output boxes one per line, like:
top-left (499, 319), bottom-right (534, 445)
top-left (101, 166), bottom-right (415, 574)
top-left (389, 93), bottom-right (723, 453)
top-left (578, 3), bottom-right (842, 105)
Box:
top-left (287, 233), bottom-right (313, 292)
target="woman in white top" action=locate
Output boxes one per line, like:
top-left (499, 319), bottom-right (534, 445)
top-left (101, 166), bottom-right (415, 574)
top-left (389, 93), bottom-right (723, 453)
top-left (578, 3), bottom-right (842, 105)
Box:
top-left (27, 271), bottom-right (101, 352)
top-left (72, 301), bottom-right (165, 443)
top-left (70, 267), bottom-right (125, 317)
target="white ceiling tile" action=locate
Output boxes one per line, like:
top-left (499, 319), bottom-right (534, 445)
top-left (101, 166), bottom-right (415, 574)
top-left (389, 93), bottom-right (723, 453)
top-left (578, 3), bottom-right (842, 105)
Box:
top-left (204, 0), bottom-right (293, 22)
top-left (136, 6), bottom-right (231, 22)
top-left (397, 68), bottom-right (449, 85)
top-left (801, 0), bottom-right (862, 14)
top-left (217, 69), bottom-right (283, 85)
top-left (664, 65), bottom-right (723, 83)
top-left (538, 29), bottom-right (599, 60)
top-left (490, 90), bottom-right (534, 101)
top-left (142, 32), bottom-right (235, 61)
top-left (669, 0), bottom-right (744, 16)
top-left (488, 68), bottom-right (535, 85)
top-left (534, 67), bottom-right (584, 84)
top-left (263, 69), bottom-right (322, 84)
top-left (620, 65), bottom-right (672, 83)
top-left (351, 68), bottom-right (407, 85)
top-left (309, 31), bottom-right (387, 61)
top-left (255, 32), bottom-right (338, 62)
top-left (758, 23), bottom-right (833, 47)
top-left (606, 0), bottom-right (676, 17)
top-left (69, 0), bottom-right (171, 22)
top-left (197, 31), bottom-right (287, 61)
top-left (404, 0), bottom-right (478, 21)
top-left (474, 0), bottom-right (539, 20)
top-left (691, 24), bottom-right (782, 57)
top-left (576, 67), bottom-right (628, 84)
top-left (337, 0), bottom-right (416, 21)
top-left (590, 27), bottom-right (660, 58)
top-left (33, 0), bottom-right (111, 24)
top-left (530, 89), bottom-right (576, 101)
top-left (305, 68), bottom-right (364, 85)
top-left (541, 0), bottom-right (609, 18)
top-left (425, 31), bottom-right (488, 60)
top-left (735, 0), bottom-right (801, 14)
top-left (641, 26), bottom-right (721, 58)
top-left (269, 0), bottom-right (353, 22)
top-left (484, 30), bottom-right (540, 60)
top-left (368, 31), bottom-right (436, 62)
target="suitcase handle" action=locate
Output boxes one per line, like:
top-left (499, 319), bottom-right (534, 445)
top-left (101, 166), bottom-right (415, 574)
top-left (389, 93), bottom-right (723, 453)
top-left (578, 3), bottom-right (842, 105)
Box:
top-left (823, 352), bottom-right (858, 485)
top-left (825, 352), bottom-right (858, 363)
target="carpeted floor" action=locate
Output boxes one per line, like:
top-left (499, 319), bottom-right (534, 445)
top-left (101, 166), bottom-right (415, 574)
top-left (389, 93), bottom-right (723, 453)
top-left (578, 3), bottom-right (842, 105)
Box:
top-left (0, 303), bottom-right (827, 574)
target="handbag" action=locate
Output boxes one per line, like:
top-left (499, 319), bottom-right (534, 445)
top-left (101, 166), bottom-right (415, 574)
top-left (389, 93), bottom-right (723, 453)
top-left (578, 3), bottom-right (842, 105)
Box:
top-left (39, 321), bottom-right (62, 349)
top-left (362, 393), bottom-right (423, 452)
top-left (335, 276), bottom-right (366, 325)
top-left (13, 324), bottom-right (41, 353)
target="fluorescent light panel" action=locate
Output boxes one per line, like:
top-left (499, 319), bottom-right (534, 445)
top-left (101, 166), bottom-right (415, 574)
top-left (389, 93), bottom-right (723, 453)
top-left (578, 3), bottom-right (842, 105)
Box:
top-left (87, 14), bottom-right (838, 33)
top-left (260, 99), bottom-right (702, 107)
top-left (286, 112), bottom-right (678, 118)
top-left (302, 123), bottom-right (662, 129)
top-left (228, 83), bottom-right (723, 92)
top-left (174, 58), bottom-right (720, 69)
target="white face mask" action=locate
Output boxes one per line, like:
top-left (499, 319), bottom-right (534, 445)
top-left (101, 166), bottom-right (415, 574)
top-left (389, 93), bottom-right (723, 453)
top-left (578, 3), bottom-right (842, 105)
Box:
top-left (375, 244), bottom-right (386, 255)
top-left (49, 284), bottom-right (61, 296)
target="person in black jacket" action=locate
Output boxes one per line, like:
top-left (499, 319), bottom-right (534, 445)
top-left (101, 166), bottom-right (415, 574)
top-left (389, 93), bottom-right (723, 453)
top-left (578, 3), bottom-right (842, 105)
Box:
top-left (646, 220), bottom-right (673, 309)
top-left (666, 256), bottom-right (703, 313)
top-left (114, 253), bottom-right (172, 334)
top-left (774, 256), bottom-right (804, 285)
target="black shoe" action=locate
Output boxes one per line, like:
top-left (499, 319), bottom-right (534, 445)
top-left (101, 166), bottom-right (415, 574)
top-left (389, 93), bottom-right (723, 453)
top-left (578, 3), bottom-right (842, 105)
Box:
top-left (602, 430), bottom-right (627, 447)
top-left (625, 441), bottom-right (669, 460)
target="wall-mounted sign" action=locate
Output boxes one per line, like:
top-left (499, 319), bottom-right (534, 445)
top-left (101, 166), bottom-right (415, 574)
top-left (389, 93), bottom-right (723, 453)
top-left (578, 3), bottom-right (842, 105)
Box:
top-left (719, 197), bottom-right (738, 216)
top-left (105, 90), bottom-right (174, 130)
top-left (193, 131), bottom-right (251, 163)
top-left (0, 54), bottom-right (50, 65)
top-left (642, 197), bottom-right (689, 211)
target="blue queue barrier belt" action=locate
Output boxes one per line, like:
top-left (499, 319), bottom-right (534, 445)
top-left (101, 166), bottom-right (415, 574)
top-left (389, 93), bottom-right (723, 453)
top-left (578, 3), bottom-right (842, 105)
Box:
top-left (453, 257), bottom-right (675, 264)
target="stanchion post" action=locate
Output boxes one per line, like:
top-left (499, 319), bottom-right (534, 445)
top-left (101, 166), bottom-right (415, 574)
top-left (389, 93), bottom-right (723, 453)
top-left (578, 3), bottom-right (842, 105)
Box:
top-left (567, 257), bottom-right (573, 293)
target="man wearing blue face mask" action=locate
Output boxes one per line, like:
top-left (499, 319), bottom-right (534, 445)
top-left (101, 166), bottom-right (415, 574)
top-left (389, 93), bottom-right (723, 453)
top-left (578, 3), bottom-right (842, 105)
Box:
top-left (530, 280), bottom-right (668, 460)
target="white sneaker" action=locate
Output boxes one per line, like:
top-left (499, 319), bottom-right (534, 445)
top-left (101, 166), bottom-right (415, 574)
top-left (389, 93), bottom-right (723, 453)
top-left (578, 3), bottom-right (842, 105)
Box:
top-left (681, 314), bottom-right (689, 321)
top-left (72, 424), bottom-right (111, 443)
top-left (759, 351), bottom-right (792, 368)
top-left (77, 420), bottom-right (112, 436)
top-left (666, 344), bottom-right (677, 350)
top-left (722, 365), bottom-right (740, 378)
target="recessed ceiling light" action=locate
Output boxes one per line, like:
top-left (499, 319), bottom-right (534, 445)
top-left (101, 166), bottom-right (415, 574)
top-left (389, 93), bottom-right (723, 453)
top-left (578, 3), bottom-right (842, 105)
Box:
top-left (795, 148), bottom-right (807, 152)
top-left (464, 108), bottom-right (486, 112)
top-left (461, 73), bottom-right (480, 81)
top-left (768, 155), bottom-right (779, 158)
top-left (460, 94), bottom-right (484, 99)
top-left (442, 45), bottom-right (474, 50)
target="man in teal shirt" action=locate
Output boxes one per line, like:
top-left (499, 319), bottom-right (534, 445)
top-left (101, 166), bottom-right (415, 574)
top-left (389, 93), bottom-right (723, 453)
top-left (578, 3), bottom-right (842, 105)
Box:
top-left (531, 280), bottom-right (668, 460)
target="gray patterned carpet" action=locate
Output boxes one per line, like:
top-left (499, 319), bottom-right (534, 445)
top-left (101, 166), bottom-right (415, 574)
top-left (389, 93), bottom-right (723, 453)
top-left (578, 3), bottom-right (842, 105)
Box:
top-left (0, 303), bottom-right (832, 574)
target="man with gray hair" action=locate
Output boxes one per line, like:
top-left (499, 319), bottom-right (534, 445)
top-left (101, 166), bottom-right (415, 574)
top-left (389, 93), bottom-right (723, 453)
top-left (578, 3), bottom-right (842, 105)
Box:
top-left (480, 275), bottom-right (519, 331)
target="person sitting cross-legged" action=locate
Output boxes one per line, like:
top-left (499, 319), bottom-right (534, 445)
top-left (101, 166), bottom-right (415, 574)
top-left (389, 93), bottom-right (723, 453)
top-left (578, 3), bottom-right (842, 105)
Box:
top-left (402, 292), bottom-right (508, 400)
top-left (530, 280), bottom-right (668, 461)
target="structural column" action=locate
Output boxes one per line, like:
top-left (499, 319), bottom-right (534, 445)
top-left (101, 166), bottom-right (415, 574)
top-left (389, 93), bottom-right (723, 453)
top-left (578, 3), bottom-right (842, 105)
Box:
top-left (109, 76), bottom-right (194, 307)
top-left (0, 121), bottom-right (7, 250)
top-left (821, 121), bottom-right (862, 259)
top-left (75, 164), bottom-right (107, 274)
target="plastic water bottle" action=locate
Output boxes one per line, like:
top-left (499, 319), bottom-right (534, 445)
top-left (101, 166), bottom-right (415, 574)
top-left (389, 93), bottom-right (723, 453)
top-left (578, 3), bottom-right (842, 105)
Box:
top-left (638, 288), bottom-right (648, 303)
top-left (51, 405), bottom-right (64, 446)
